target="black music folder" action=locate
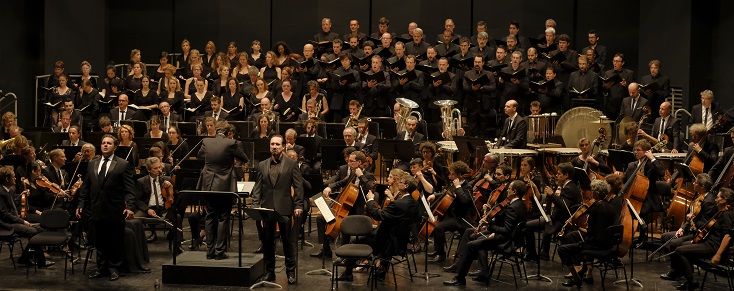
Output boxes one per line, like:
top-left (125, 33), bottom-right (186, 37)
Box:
top-left (430, 71), bottom-right (452, 84)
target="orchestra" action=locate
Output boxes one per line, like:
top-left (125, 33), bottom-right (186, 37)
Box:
top-left (3, 15), bottom-right (734, 291)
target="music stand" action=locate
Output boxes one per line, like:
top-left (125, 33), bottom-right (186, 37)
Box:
top-left (607, 149), bottom-right (635, 173)
top-left (370, 117), bottom-right (397, 139)
top-left (673, 162), bottom-right (696, 181)
top-left (176, 122), bottom-right (198, 136)
top-left (176, 191), bottom-right (242, 265)
top-left (324, 123), bottom-right (346, 139)
top-left (299, 137), bottom-right (319, 163)
top-left (321, 145), bottom-right (347, 171)
top-left (573, 167), bottom-right (592, 191)
top-left (120, 120), bottom-right (148, 137)
top-left (243, 207), bottom-right (282, 290)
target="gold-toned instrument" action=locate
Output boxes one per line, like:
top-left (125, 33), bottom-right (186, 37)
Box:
top-left (434, 100), bottom-right (462, 141)
top-left (0, 138), bottom-right (16, 150)
top-left (345, 104), bottom-right (363, 128)
top-left (395, 98), bottom-right (423, 132)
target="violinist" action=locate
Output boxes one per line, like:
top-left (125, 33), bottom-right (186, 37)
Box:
top-left (468, 153), bottom-right (500, 190)
top-left (444, 165), bottom-right (511, 272)
top-left (42, 149), bottom-right (71, 198)
top-left (312, 151), bottom-right (375, 259)
top-left (707, 127), bottom-right (734, 178)
top-left (533, 162), bottom-right (580, 261)
top-left (0, 166), bottom-right (55, 267)
top-left (666, 187), bottom-right (734, 290)
top-left (659, 173), bottom-right (717, 280)
top-left (418, 142), bottom-right (446, 187)
top-left (425, 161), bottom-right (473, 263)
top-left (22, 161), bottom-right (57, 223)
top-left (356, 118), bottom-right (378, 171)
top-left (623, 140), bottom-right (665, 246)
top-left (443, 180), bottom-right (528, 286)
top-left (570, 138), bottom-right (612, 176)
top-left (408, 158), bottom-right (435, 197)
top-left (557, 180), bottom-right (617, 287)
top-left (132, 157), bottom-right (181, 252)
top-left (686, 123), bottom-right (719, 174)
top-left (72, 143), bottom-right (98, 163)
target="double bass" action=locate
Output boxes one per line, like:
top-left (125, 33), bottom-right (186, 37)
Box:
top-left (584, 128), bottom-right (607, 181)
top-left (617, 158), bottom-right (650, 257)
top-left (665, 139), bottom-right (705, 230)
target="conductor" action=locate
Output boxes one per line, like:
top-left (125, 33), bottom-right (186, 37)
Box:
top-left (197, 121), bottom-right (249, 260)
top-left (252, 135), bottom-right (304, 284)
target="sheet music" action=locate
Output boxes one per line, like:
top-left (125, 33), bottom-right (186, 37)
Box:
top-left (238, 181), bottom-right (255, 193)
top-left (314, 197), bottom-right (335, 223)
top-left (420, 195), bottom-right (436, 222)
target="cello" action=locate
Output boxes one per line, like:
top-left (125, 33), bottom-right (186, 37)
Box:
top-left (418, 187), bottom-right (455, 240)
top-left (471, 170), bottom-right (492, 220)
top-left (584, 128), bottom-right (607, 181)
top-left (324, 171), bottom-right (363, 239)
top-left (665, 138), bottom-right (706, 229)
top-left (616, 158), bottom-right (650, 258)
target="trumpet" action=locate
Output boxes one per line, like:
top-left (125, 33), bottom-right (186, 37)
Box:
top-left (345, 104), bottom-right (363, 128)
top-left (396, 98), bottom-right (422, 132)
top-left (434, 100), bottom-right (462, 141)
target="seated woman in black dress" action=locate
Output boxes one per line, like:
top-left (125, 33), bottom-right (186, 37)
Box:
top-left (201, 117), bottom-right (217, 137)
top-left (20, 161), bottom-right (57, 223)
top-left (184, 62), bottom-right (209, 100)
top-left (163, 77), bottom-right (184, 114)
top-left (250, 114), bottom-right (275, 139)
top-left (251, 77), bottom-right (273, 107)
top-left (616, 122), bottom-right (638, 152)
top-left (125, 62), bottom-right (145, 93)
top-left (144, 116), bottom-right (169, 140)
top-left (212, 66), bottom-right (230, 97)
top-left (157, 64), bottom-right (176, 96)
top-left (48, 74), bottom-right (74, 126)
top-left (571, 137), bottom-right (612, 177)
top-left (101, 64), bottom-right (124, 97)
top-left (152, 51), bottom-right (169, 87)
top-left (187, 78), bottom-right (213, 121)
top-left (274, 41), bottom-right (296, 68)
top-left (175, 39), bottom-right (191, 69)
top-left (249, 40), bottom-right (265, 69)
top-left (222, 77), bottom-right (245, 119)
top-left (273, 79), bottom-right (299, 122)
top-left (132, 76), bottom-right (160, 120)
top-left (301, 80), bottom-right (329, 117)
top-left (276, 67), bottom-right (301, 99)
top-left (232, 52), bottom-right (251, 84)
top-left (166, 126), bottom-right (190, 164)
top-left (226, 41), bottom-right (239, 69)
top-left (126, 49), bottom-right (142, 77)
top-left (259, 51), bottom-right (282, 84)
top-left (203, 41), bottom-right (217, 69)
top-left (74, 61), bottom-right (97, 93)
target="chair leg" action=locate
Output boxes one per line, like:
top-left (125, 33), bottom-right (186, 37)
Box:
top-left (699, 267), bottom-right (710, 291)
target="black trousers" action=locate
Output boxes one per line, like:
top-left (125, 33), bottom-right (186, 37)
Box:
top-left (455, 234), bottom-right (500, 278)
top-left (262, 214), bottom-right (298, 275)
top-left (524, 217), bottom-right (557, 256)
top-left (432, 217), bottom-right (471, 256)
top-left (672, 241), bottom-right (718, 280)
top-left (316, 215), bottom-right (350, 254)
top-left (91, 218), bottom-right (124, 273)
top-left (205, 198), bottom-right (232, 257)
top-left (11, 223), bottom-right (47, 265)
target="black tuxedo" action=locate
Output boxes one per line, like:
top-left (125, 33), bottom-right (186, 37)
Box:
top-left (78, 155), bottom-right (136, 274)
top-left (709, 146), bottom-right (734, 180)
top-left (61, 139), bottom-right (89, 147)
top-left (688, 138), bottom-right (720, 174)
top-left (203, 109), bottom-right (229, 122)
top-left (251, 155), bottom-right (304, 276)
top-left (651, 116), bottom-right (682, 152)
top-left (133, 175), bottom-right (172, 213)
top-left (328, 168), bottom-right (376, 214)
top-left (42, 165), bottom-right (70, 189)
top-left (110, 107), bottom-right (141, 122)
top-left (159, 113), bottom-right (182, 131)
top-left (366, 193), bottom-right (419, 257)
top-left (620, 96), bottom-right (649, 122)
top-left (395, 131), bottom-right (426, 144)
top-left (692, 103), bottom-right (722, 128)
top-left (499, 114), bottom-right (528, 149)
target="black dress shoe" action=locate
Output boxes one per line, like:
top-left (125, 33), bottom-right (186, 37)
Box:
top-left (37, 261), bottom-right (55, 268)
top-left (472, 275), bottom-right (489, 283)
top-left (206, 254), bottom-right (215, 260)
top-left (562, 278), bottom-right (582, 287)
top-left (262, 273), bottom-right (276, 282)
top-left (539, 253), bottom-right (550, 261)
top-left (428, 254), bottom-right (446, 263)
top-left (675, 281), bottom-right (699, 290)
top-left (109, 271), bottom-right (120, 281)
top-left (443, 277), bottom-right (466, 286)
top-left (146, 233), bottom-right (158, 243)
top-left (17, 258), bottom-right (35, 266)
top-left (468, 269), bottom-right (484, 276)
top-left (310, 250), bottom-right (331, 258)
top-left (524, 253), bottom-right (539, 261)
top-left (660, 271), bottom-right (681, 281)
top-left (337, 272), bottom-right (353, 281)
top-left (89, 271), bottom-right (108, 278)
top-left (582, 277), bottom-right (594, 285)
top-left (215, 253), bottom-right (229, 260)
top-left (428, 251), bottom-right (440, 256)
top-left (443, 262), bottom-right (458, 272)
top-left (254, 244), bottom-right (263, 253)
top-left (287, 273), bottom-right (296, 284)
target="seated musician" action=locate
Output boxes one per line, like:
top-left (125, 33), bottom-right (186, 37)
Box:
top-left (299, 119), bottom-right (322, 171)
top-left (298, 98), bottom-right (324, 121)
top-left (140, 146), bottom-right (173, 177)
top-left (425, 161), bottom-right (474, 263)
top-left (412, 142), bottom-right (446, 187)
top-left (337, 175), bottom-right (421, 281)
top-left (42, 149), bottom-right (71, 197)
top-left (342, 100), bottom-right (363, 124)
top-left (250, 114), bottom-right (275, 139)
top-left (61, 125), bottom-right (89, 147)
top-left (571, 137), bottom-right (612, 176)
top-left (444, 164), bottom-right (512, 272)
top-left (133, 157), bottom-right (182, 253)
top-left (283, 129), bottom-right (305, 158)
top-left (443, 180), bottom-right (528, 285)
top-left (396, 115), bottom-right (425, 143)
top-left (342, 127), bottom-right (363, 150)
top-left (638, 101), bottom-right (681, 153)
top-left (526, 162), bottom-right (581, 260)
top-left (0, 166), bottom-right (55, 267)
top-left (409, 158), bottom-right (435, 198)
top-left (708, 127), bottom-right (734, 177)
top-left (22, 161), bottom-right (57, 223)
top-left (616, 122), bottom-right (639, 152)
top-left (666, 187), bottom-right (734, 290)
top-left (498, 100), bottom-right (527, 149)
top-left (686, 123), bottom-right (720, 174)
top-left (356, 118), bottom-right (378, 169)
top-left (99, 116), bottom-right (115, 134)
top-left (311, 151), bottom-right (375, 258)
top-left (624, 140), bottom-right (665, 246)
top-left (557, 180), bottom-right (617, 287)
top-left (660, 173), bottom-right (717, 279)
top-left (468, 153), bottom-right (500, 190)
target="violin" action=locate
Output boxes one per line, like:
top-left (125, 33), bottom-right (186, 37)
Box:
top-left (692, 210), bottom-right (723, 244)
top-left (422, 160), bottom-right (438, 185)
top-left (477, 198), bottom-right (511, 231)
top-left (559, 198), bottom-right (597, 237)
top-left (162, 178), bottom-right (175, 210)
top-left (69, 174), bottom-right (83, 198)
top-left (37, 175), bottom-right (64, 196)
top-left (20, 177), bottom-right (29, 219)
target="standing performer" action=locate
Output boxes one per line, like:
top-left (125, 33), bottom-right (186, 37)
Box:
top-left (251, 135), bottom-right (304, 285)
top-left (77, 134), bottom-right (136, 281)
top-left (197, 121), bottom-right (249, 260)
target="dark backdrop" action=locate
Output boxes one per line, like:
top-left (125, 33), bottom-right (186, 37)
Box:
top-left (2, 0), bottom-right (733, 127)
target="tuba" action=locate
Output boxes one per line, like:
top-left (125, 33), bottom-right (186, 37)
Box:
top-left (0, 138), bottom-right (15, 150)
top-left (434, 100), bottom-right (462, 141)
top-left (395, 98), bottom-right (422, 132)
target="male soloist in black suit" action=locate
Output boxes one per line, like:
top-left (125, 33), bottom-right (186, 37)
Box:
top-left (197, 122), bottom-right (249, 260)
top-left (77, 134), bottom-right (136, 281)
top-left (252, 135), bottom-right (304, 285)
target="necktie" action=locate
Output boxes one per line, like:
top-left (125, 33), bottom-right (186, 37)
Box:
top-left (705, 108), bottom-right (711, 129)
top-left (658, 118), bottom-right (665, 140)
top-left (58, 169), bottom-right (64, 188)
top-left (153, 178), bottom-right (160, 207)
top-left (164, 117), bottom-right (168, 131)
top-left (99, 158), bottom-right (109, 182)
top-left (121, 111), bottom-right (126, 120)
top-left (508, 117), bottom-right (514, 131)
top-left (214, 112), bottom-right (218, 121)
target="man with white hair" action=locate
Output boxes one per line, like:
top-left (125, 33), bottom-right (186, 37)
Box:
top-left (405, 27), bottom-right (430, 58)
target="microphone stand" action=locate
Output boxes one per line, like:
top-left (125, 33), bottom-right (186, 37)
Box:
top-left (614, 198), bottom-right (646, 288)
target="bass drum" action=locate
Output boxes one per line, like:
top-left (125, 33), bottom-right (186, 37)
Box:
top-left (555, 107), bottom-right (612, 148)
top-left (616, 115), bottom-right (635, 145)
